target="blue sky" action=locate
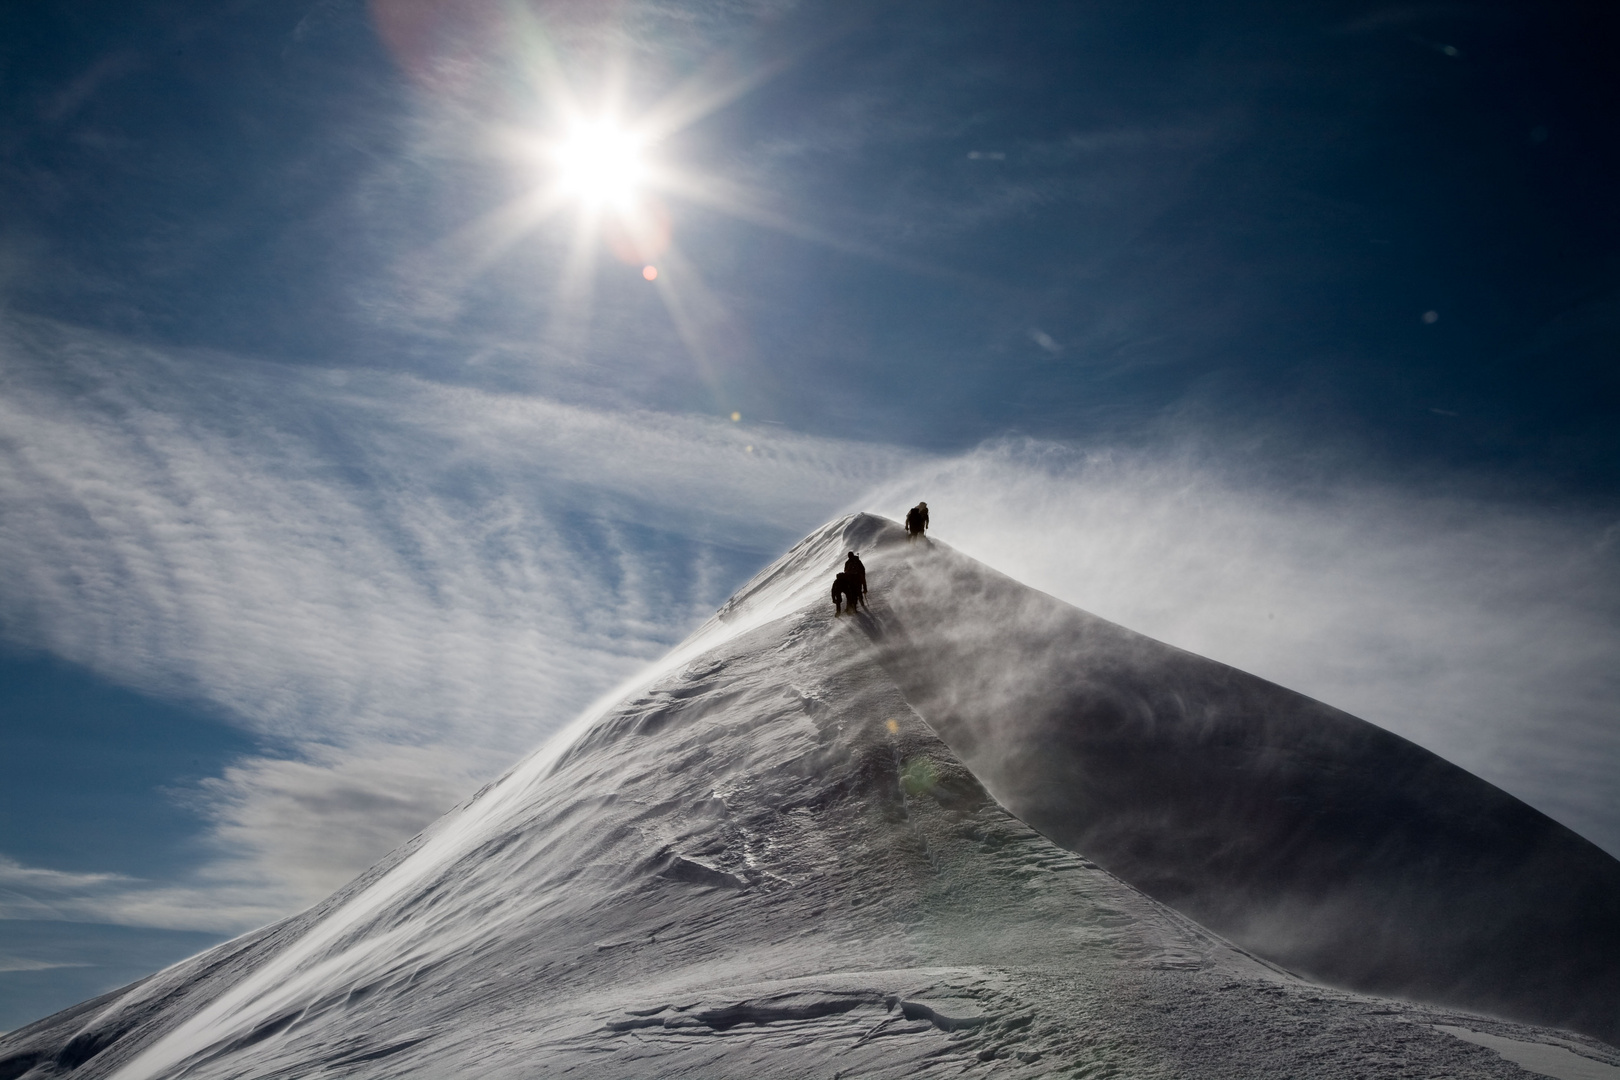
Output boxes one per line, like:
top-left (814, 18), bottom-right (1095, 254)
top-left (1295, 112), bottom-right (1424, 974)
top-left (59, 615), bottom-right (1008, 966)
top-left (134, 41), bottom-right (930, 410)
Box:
top-left (1, 0), bottom-right (1616, 1030)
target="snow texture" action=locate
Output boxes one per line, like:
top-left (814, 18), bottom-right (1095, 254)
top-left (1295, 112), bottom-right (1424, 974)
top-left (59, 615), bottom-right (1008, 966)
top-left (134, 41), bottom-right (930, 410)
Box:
top-left (2, 513), bottom-right (1618, 1079)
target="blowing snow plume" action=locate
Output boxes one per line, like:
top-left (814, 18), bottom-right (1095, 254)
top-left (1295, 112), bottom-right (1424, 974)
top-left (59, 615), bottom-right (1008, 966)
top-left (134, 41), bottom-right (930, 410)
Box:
top-left (2, 514), bottom-right (1617, 1079)
top-left (862, 517), bottom-right (1620, 1042)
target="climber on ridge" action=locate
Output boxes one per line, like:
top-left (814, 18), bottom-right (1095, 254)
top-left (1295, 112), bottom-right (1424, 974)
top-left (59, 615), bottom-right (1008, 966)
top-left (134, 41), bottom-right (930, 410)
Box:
top-left (844, 551), bottom-right (867, 602)
top-left (831, 571), bottom-right (850, 616)
top-left (905, 501), bottom-right (929, 539)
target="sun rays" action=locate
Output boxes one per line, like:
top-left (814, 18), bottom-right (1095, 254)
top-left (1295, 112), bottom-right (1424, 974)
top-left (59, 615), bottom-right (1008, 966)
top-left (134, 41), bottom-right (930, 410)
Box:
top-left (471, 75), bottom-right (773, 408)
top-left (370, 1), bottom-right (861, 414)
top-left (382, 7), bottom-right (830, 411)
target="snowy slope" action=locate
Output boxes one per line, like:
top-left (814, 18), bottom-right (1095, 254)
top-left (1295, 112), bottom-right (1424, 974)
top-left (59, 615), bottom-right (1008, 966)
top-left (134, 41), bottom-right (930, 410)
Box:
top-left (2, 513), bottom-right (1617, 1080)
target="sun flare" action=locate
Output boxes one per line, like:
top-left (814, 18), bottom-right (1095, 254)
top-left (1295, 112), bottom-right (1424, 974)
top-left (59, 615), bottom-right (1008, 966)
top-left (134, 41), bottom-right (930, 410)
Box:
top-left (549, 117), bottom-right (648, 213)
top-left (472, 54), bottom-right (810, 385)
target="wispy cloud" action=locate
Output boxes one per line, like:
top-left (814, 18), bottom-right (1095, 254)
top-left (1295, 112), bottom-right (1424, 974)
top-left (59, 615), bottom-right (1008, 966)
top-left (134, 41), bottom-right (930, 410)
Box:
top-left (0, 314), bottom-right (918, 929)
top-left (0, 856), bottom-right (280, 933)
top-left (0, 959), bottom-right (90, 974)
top-left (0, 747), bottom-right (494, 932)
top-left (1028, 328), bottom-right (1061, 354)
top-left (867, 440), bottom-right (1620, 857)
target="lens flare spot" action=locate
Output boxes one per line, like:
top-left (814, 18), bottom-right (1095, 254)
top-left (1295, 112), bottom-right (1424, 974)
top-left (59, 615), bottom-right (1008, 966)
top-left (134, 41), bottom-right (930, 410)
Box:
top-left (643, 265), bottom-right (658, 281)
top-left (900, 757), bottom-right (938, 797)
top-left (730, 411), bottom-right (741, 422)
top-left (885, 718), bottom-right (900, 734)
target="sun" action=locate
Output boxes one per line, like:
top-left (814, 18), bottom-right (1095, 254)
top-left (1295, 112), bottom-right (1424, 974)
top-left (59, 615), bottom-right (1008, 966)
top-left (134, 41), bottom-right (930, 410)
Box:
top-left (548, 117), bottom-right (648, 214)
top-left (465, 51), bottom-right (835, 390)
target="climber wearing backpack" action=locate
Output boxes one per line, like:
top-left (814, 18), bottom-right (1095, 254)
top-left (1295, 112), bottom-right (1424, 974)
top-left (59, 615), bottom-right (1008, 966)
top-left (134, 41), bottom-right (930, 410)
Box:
top-left (905, 502), bottom-right (929, 539)
top-left (844, 551), bottom-right (867, 601)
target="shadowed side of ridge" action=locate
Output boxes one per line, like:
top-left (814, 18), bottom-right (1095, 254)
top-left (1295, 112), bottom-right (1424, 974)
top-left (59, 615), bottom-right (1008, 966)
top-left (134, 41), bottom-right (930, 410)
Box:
top-left (861, 532), bottom-right (1620, 1045)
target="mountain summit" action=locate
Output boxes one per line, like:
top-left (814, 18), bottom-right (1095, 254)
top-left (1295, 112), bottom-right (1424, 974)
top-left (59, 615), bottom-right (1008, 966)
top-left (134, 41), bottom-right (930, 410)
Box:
top-left (3, 513), bottom-right (1617, 1079)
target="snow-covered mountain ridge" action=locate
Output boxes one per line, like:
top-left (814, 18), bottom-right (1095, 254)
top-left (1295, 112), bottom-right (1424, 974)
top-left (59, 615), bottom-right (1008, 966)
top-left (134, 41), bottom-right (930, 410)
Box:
top-left (2, 512), bottom-right (1617, 1079)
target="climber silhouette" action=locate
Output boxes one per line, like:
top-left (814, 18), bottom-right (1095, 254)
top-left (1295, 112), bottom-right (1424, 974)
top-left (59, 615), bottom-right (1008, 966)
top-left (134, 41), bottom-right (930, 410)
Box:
top-left (844, 551), bottom-right (867, 601)
top-left (831, 572), bottom-right (849, 615)
top-left (905, 502), bottom-right (929, 539)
